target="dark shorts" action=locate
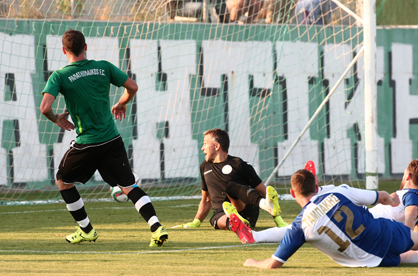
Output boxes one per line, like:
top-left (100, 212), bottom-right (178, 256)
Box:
top-left (209, 204), bottom-right (259, 229)
top-left (56, 135), bottom-right (135, 187)
top-left (240, 204), bottom-right (259, 228)
top-left (379, 221), bottom-right (414, 267)
top-left (210, 208), bottom-right (226, 229)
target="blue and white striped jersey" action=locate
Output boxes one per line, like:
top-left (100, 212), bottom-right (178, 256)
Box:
top-left (272, 186), bottom-right (395, 267)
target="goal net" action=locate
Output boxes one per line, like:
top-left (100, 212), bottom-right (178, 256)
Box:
top-left (0, 0), bottom-right (368, 204)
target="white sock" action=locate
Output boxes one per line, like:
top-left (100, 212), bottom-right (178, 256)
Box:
top-left (77, 217), bottom-right (91, 228)
top-left (66, 198), bottom-right (90, 229)
top-left (258, 198), bottom-right (271, 212)
top-left (148, 216), bottom-right (160, 228)
top-left (252, 225), bottom-right (291, 243)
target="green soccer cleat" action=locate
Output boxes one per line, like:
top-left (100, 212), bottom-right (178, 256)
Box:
top-left (150, 226), bottom-right (168, 247)
top-left (66, 227), bottom-right (98, 244)
top-left (267, 186), bottom-right (281, 217)
top-left (222, 202), bottom-right (250, 228)
top-left (273, 215), bottom-right (288, 228)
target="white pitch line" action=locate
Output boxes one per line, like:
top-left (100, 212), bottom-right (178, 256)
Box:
top-left (0, 196), bottom-right (202, 206)
top-left (0, 243), bottom-right (269, 255)
top-left (0, 204), bottom-right (199, 215)
top-left (0, 207), bottom-right (129, 215)
top-left (171, 204), bottom-right (198, 208)
top-left (0, 209), bottom-right (68, 215)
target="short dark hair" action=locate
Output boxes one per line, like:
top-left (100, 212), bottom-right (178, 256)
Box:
top-left (203, 128), bottom-right (229, 153)
top-left (291, 169), bottom-right (316, 197)
top-left (62, 29), bottom-right (85, 57)
top-left (408, 160), bottom-right (418, 187)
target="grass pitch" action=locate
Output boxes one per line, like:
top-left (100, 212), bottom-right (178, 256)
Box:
top-left (1, 181), bottom-right (417, 275)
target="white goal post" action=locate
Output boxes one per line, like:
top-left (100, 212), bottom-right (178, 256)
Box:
top-left (363, 0), bottom-right (378, 190)
top-left (265, 0), bottom-right (378, 189)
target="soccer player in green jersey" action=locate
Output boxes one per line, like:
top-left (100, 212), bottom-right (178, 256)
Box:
top-left (40, 29), bottom-right (168, 247)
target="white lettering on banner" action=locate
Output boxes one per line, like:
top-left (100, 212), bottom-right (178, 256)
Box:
top-left (0, 34), bottom-right (47, 185)
top-left (202, 40), bottom-right (266, 173)
top-left (158, 40), bottom-right (199, 178)
top-left (358, 47), bottom-right (386, 174)
top-left (47, 35), bottom-right (120, 181)
top-left (130, 40), bottom-right (199, 178)
top-left (347, 49), bottom-right (367, 174)
top-left (276, 41), bottom-right (319, 176)
top-left (390, 43), bottom-right (414, 173)
top-left (0, 35), bottom-right (414, 180)
top-left (323, 45), bottom-right (387, 176)
top-left (128, 40), bottom-right (160, 179)
top-left (323, 44), bottom-right (358, 175)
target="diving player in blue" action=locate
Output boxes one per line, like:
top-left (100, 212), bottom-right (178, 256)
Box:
top-left (370, 159), bottom-right (418, 231)
top-left (243, 169), bottom-right (418, 269)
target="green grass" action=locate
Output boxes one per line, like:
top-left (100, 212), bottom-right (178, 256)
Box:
top-left (0, 181), bottom-right (416, 275)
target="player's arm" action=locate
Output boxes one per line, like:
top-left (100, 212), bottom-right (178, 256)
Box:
top-left (177, 190), bottom-right (211, 228)
top-left (405, 205), bottom-right (418, 230)
top-left (111, 78), bottom-right (138, 121)
top-left (195, 190), bottom-right (212, 222)
top-left (244, 258), bottom-right (283, 269)
top-left (254, 182), bottom-right (266, 198)
top-left (377, 191), bottom-right (400, 207)
top-left (344, 186), bottom-right (400, 207)
top-left (40, 93), bottom-right (75, 131)
top-left (245, 218), bottom-right (304, 269)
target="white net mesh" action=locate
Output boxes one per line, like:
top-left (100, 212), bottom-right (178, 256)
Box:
top-left (0, 0), bottom-right (366, 204)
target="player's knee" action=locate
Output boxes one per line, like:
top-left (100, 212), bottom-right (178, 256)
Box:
top-left (121, 186), bottom-right (133, 195)
top-left (56, 178), bottom-right (74, 191)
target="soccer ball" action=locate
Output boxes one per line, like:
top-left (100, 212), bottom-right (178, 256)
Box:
top-left (110, 186), bottom-right (129, 203)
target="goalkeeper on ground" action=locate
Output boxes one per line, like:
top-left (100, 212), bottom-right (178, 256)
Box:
top-left (177, 128), bottom-right (288, 230)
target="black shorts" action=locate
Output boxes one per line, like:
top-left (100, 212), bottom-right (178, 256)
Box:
top-left (210, 208), bottom-right (226, 229)
top-left (56, 135), bottom-right (135, 187)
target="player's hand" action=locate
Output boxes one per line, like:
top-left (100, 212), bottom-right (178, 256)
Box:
top-left (172, 218), bottom-right (201, 228)
top-left (244, 258), bottom-right (282, 269)
top-left (111, 102), bottom-right (127, 121)
top-left (244, 259), bottom-right (257, 267)
top-left (55, 112), bottom-right (75, 131)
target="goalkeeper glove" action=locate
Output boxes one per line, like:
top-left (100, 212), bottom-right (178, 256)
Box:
top-left (182, 218), bottom-right (201, 228)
